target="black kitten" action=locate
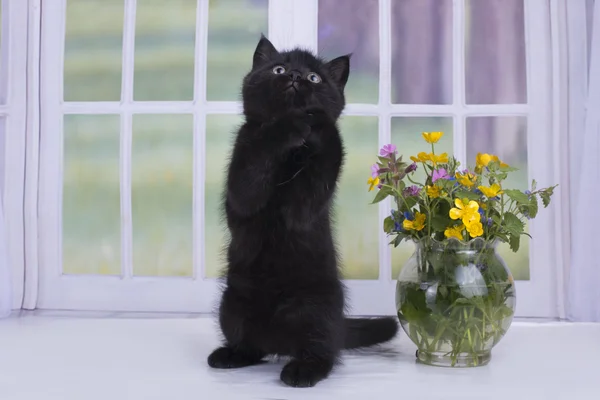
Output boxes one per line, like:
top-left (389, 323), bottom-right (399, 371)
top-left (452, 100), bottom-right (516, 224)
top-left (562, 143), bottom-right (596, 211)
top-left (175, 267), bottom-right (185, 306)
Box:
top-left (207, 35), bottom-right (398, 388)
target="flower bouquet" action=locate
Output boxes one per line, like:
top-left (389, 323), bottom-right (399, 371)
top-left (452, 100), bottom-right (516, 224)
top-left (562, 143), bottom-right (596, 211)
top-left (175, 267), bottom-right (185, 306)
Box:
top-left (368, 132), bottom-right (557, 367)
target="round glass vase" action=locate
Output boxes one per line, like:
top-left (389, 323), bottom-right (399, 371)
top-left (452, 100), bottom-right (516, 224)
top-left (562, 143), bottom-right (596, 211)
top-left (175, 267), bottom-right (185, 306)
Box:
top-left (395, 237), bottom-right (516, 368)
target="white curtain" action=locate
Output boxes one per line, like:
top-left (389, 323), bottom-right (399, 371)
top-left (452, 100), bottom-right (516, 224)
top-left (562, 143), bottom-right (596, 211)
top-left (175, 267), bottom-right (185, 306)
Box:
top-left (0, 194), bottom-right (11, 318)
top-left (568, 0), bottom-right (600, 322)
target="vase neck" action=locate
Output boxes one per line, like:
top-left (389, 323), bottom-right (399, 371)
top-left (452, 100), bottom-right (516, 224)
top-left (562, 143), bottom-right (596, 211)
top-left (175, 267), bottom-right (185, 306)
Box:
top-left (414, 238), bottom-right (498, 252)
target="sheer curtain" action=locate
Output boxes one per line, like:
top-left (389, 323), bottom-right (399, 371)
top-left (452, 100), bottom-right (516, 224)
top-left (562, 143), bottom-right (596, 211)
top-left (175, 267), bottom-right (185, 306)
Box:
top-left (568, 0), bottom-right (600, 322)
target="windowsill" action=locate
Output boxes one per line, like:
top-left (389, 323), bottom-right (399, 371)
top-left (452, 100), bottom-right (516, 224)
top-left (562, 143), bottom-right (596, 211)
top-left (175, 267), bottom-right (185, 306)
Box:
top-left (1, 315), bottom-right (598, 399)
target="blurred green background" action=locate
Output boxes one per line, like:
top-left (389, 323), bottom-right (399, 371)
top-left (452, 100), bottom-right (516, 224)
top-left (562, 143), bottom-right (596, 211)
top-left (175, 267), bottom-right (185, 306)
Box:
top-left (62, 0), bottom-right (530, 281)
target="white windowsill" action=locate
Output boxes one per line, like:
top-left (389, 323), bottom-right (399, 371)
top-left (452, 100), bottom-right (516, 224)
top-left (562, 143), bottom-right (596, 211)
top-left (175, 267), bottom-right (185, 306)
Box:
top-left (1, 315), bottom-right (598, 399)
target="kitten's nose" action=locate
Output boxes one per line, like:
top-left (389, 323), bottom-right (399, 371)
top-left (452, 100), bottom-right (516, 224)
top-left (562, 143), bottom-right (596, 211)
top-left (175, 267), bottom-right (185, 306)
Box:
top-left (289, 70), bottom-right (302, 81)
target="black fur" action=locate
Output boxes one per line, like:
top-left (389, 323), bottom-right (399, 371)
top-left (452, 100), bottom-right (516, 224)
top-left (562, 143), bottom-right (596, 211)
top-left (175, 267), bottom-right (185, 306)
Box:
top-left (207, 35), bottom-right (398, 388)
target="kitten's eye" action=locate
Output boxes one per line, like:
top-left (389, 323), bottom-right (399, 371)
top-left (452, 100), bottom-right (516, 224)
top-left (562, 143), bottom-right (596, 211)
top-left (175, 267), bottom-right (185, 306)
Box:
top-left (307, 72), bottom-right (322, 83)
top-left (272, 65), bottom-right (286, 74)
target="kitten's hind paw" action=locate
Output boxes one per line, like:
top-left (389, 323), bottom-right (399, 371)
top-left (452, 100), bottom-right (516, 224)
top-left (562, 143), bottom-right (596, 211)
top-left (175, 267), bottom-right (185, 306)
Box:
top-left (207, 346), bottom-right (264, 369)
top-left (280, 359), bottom-right (333, 388)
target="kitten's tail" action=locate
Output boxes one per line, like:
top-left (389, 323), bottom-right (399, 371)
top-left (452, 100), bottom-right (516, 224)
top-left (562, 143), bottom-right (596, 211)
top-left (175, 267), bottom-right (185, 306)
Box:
top-left (343, 317), bottom-right (399, 349)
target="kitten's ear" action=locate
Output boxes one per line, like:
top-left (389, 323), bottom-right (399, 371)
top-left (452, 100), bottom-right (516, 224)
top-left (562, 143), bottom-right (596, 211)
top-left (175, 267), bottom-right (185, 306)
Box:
top-left (325, 54), bottom-right (351, 90)
top-left (253, 34), bottom-right (279, 69)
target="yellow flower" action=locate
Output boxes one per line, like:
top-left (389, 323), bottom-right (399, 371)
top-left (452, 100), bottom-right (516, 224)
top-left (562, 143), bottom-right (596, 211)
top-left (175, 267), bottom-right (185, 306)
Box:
top-left (402, 212), bottom-right (426, 231)
top-left (449, 198), bottom-right (481, 227)
top-left (409, 152), bottom-right (447, 165)
top-left (422, 131), bottom-right (444, 144)
top-left (476, 153), bottom-right (495, 168)
top-left (475, 152), bottom-right (509, 172)
top-left (444, 224), bottom-right (465, 240)
top-left (466, 221), bottom-right (484, 238)
top-left (455, 171), bottom-right (477, 187)
top-left (367, 176), bottom-right (380, 191)
top-left (478, 183), bottom-right (504, 198)
top-left (430, 152), bottom-right (449, 166)
top-left (417, 152), bottom-right (431, 162)
top-left (426, 185), bottom-right (442, 198)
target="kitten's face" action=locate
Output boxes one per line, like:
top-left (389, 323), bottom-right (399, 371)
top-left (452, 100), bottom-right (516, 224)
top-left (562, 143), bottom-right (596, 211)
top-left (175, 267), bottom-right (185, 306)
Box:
top-left (242, 36), bottom-right (350, 121)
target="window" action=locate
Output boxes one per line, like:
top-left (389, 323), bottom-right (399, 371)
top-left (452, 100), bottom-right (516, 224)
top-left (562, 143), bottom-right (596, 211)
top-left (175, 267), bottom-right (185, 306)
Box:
top-left (36, 0), bottom-right (559, 317)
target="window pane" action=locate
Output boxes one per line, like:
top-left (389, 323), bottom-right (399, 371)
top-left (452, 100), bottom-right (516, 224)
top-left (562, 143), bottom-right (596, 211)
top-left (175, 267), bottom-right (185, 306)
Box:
top-left (206, 0), bottom-right (268, 101)
top-left (465, 0), bottom-right (527, 104)
top-left (318, 0), bottom-right (379, 103)
top-left (132, 115), bottom-right (193, 277)
top-left (338, 117), bottom-right (379, 279)
top-left (63, 115), bottom-right (121, 275)
top-left (64, 0), bottom-right (124, 101)
top-left (205, 115), bottom-right (240, 278)
top-left (392, 0), bottom-right (453, 104)
top-left (390, 117), bottom-right (454, 278)
top-left (134, 0), bottom-right (196, 101)
top-left (466, 116), bottom-right (530, 280)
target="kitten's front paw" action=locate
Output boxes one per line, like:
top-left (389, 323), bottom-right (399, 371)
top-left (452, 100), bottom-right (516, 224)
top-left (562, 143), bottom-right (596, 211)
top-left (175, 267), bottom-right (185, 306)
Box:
top-left (280, 359), bottom-right (332, 388)
top-left (304, 107), bottom-right (331, 127)
top-left (276, 111), bottom-right (312, 149)
top-left (207, 346), bottom-right (264, 369)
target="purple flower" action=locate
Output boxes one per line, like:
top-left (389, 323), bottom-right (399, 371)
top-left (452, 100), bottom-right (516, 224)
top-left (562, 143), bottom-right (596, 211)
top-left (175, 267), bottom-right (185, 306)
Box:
top-left (404, 211), bottom-right (414, 221)
top-left (403, 185), bottom-right (421, 197)
top-left (371, 163), bottom-right (380, 178)
top-left (405, 163), bottom-right (417, 173)
top-left (478, 209), bottom-right (493, 226)
top-left (379, 144), bottom-right (397, 157)
top-left (432, 168), bottom-right (450, 182)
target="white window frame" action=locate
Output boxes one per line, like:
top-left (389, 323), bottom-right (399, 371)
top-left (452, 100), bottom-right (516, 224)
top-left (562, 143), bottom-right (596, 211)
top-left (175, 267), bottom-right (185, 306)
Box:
top-left (30, 0), bottom-right (564, 317)
top-left (1, 0), bottom-right (28, 310)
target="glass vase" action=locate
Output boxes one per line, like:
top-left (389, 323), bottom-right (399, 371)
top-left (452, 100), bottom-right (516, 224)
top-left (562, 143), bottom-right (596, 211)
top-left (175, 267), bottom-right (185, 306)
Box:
top-left (395, 237), bottom-right (516, 367)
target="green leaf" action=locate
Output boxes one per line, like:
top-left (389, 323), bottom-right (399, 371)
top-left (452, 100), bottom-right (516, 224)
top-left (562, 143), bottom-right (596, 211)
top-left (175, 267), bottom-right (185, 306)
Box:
top-left (539, 184), bottom-right (557, 207)
top-left (400, 286), bottom-right (431, 322)
top-left (509, 233), bottom-right (521, 252)
top-left (503, 212), bottom-right (525, 236)
top-left (497, 172), bottom-right (509, 181)
top-left (499, 165), bottom-right (519, 172)
top-left (371, 186), bottom-right (393, 204)
top-left (389, 233), bottom-right (410, 247)
top-left (494, 232), bottom-right (510, 243)
top-left (455, 190), bottom-right (480, 201)
top-left (400, 196), bottom-right (418, 212)
top-left (504, 189), bottom-right (529, 204)
top-left (438, 286), bottom-right (449, 298)
top-left (528, 195), bottom-right (539, 218)
top-left (383, 216), bottom-right (395, 233)
top-left (378, 156), bottom-right (390, 165)
top-left (531, 179), bottom-right (537, 191)
top-left (496, 304), bottom-right (515, 319)
top-left (431, 215), bottom-right (452, 231)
